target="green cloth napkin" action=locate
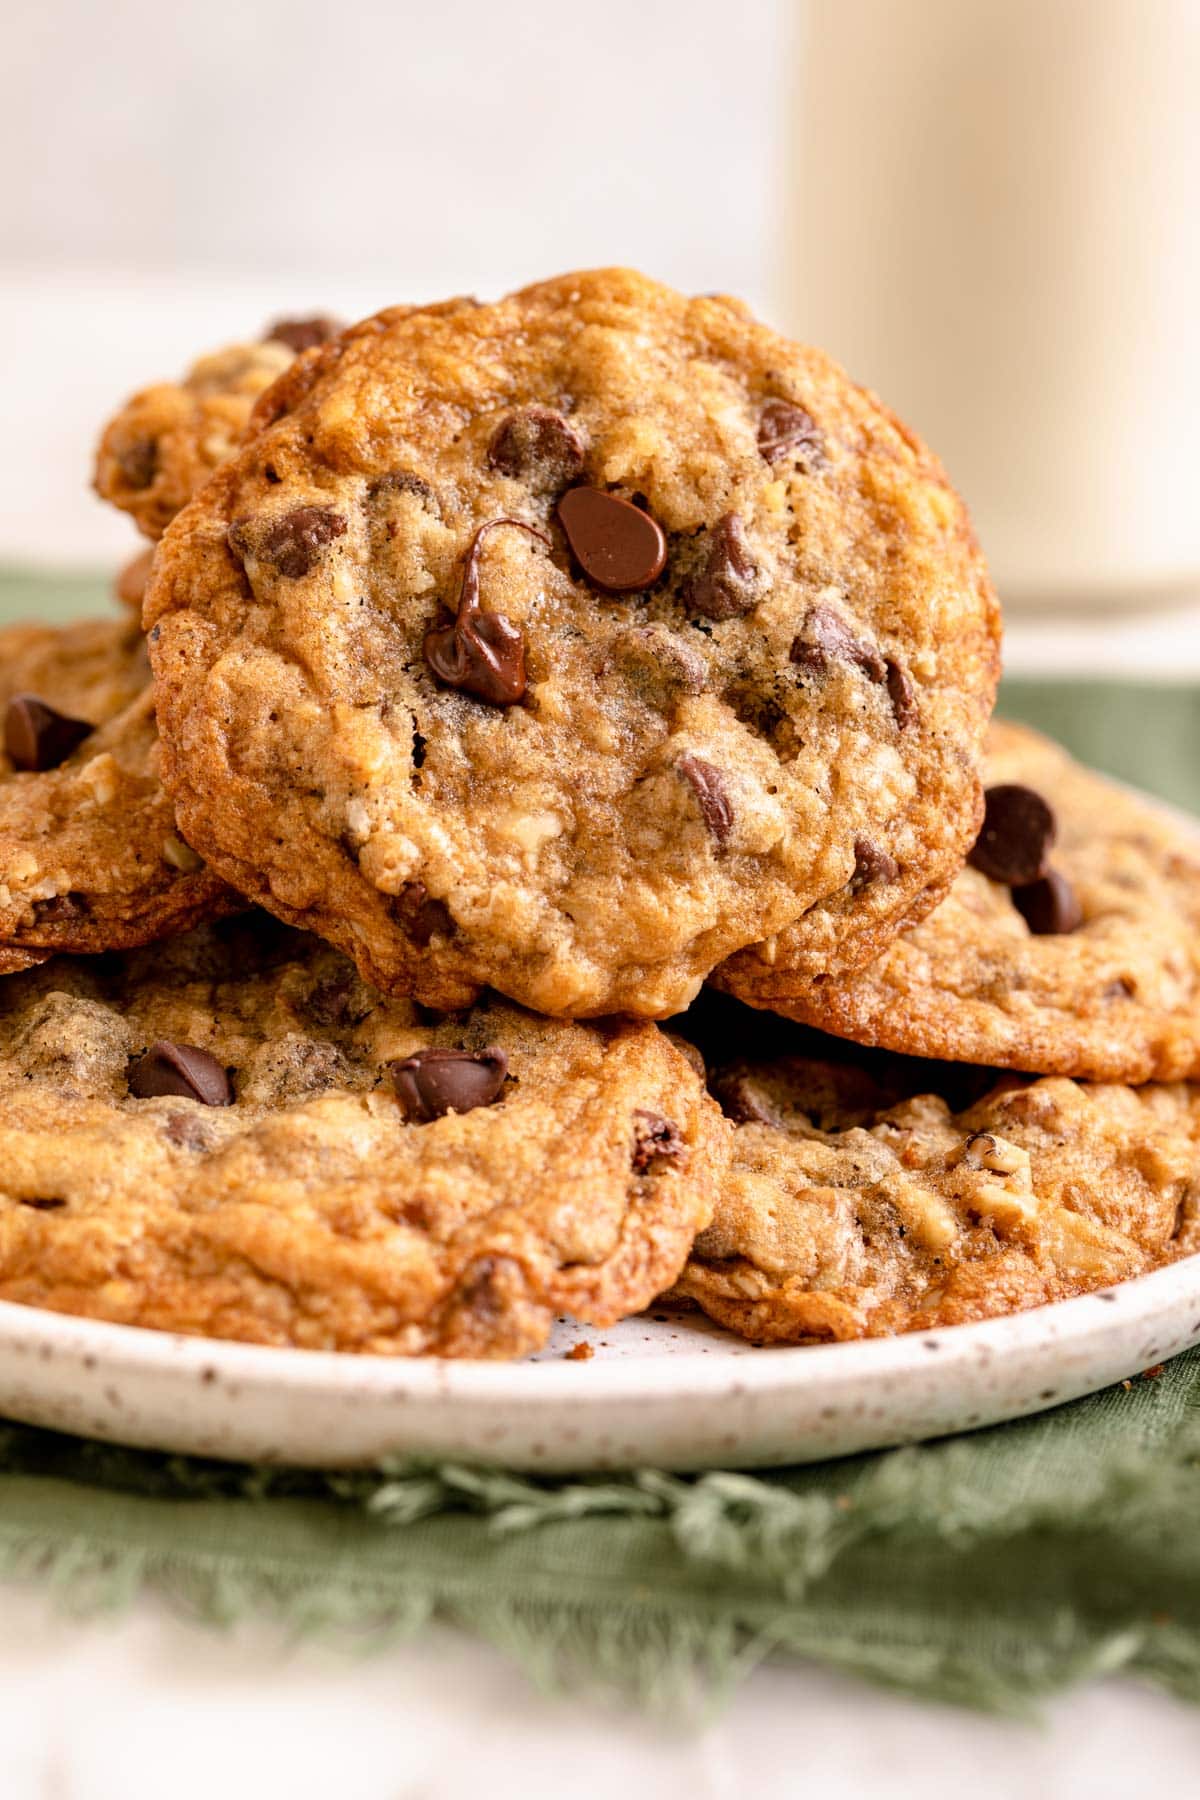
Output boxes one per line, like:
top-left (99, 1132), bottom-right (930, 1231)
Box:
top-left (1, 568), bottom-right (1199, 1715)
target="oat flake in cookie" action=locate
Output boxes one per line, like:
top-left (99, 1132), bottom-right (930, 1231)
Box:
top-left (719, 722), bottom-right (1200, 1083)
top-left (0, 616), bottom-right (234, 959)
top-left (0, 916), bottom-right (727, 1356)
top-left (146, 269), bottom-right (999, 1018)
top-left (672, 1045), bottom-right (1200, 1343)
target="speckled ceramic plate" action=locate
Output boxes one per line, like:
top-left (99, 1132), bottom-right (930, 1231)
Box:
top-left (0, 1258), bottom-right (1196, 1470)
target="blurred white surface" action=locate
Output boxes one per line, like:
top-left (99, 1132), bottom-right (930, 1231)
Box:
top-left (0, 1584), bottom-right (1196, 1800)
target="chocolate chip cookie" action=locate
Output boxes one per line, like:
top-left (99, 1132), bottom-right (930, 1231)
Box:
top-left (94, 328), bottom-right (323, 541)
top-left (146, 269), bottom-right (999, 1019)
top-left (0, 615), bottom-right (233, 957)
top-left (719, 722), bottom-right (1200, 1082)
top-left (672, 1043), bottom-right (1200, 1343)
top-left (0, 916), bottom-right (727, 1356)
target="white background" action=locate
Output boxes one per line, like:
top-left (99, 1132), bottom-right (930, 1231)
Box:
top-left (1, 2), bottom-right (1199, 1792)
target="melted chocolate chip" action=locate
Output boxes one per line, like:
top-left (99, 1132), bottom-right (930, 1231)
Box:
top-left (369, 469), bottom-right (440, 515)
top-left (678, 755), bottom-right (734, 845)
top-left (682, 513), bottom-right (760, 621)
top-left (33, 893), bottom-right (89, 924)
top-left (265, 314), bottom-right (344, 353)
top-left (424, 519), bottom-right (548, 706)
top-left (885, 659), bottom-right (918, 729)
top-left (790, 606), bottom-right (886, 682)
top-left (850, 838), bottom-right (899, 892)
top-left (228, 506), bottom-right (347, 579)
top-left (1013, 867), bottom-right (1083, 936)
top-left (632, 1110), bottom-right (686, 1173)
top-left (556, 487), bottom-right (667, 593)
top-left (757, 399), bottom-right (823, 465)
top-left (392, 881), bottom-right (454, 946)
top-left (488, 407), bottom-right (585, 493)
top-left (390, 1047), bottom-right (508, 1123)
top-left (117, 437), bottom-right (158, 490)
top-left (4, 695), bottom-right (93, 772)
top-left (968, 785), bottom-right (1057, 887)
top-left (128, 1041), bottom-right (233, 1107)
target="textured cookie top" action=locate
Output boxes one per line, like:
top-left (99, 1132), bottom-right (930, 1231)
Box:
top-left (674, 1047), bottom-right (1200, 1343)
top-left (0, 917), bottom-right (725, 1357)
top-left (721, 722), bottom-right (1200, 1082)
top-left (94, 337), bottom-right (298, 540)
top-left (146, 269), bottom-right (999, 1018)
top-left (0, 616), bottom-right (232, 955)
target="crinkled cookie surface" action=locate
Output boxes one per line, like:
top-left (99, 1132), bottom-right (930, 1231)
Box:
top-left (673, 1046), bottom-right (1200, 1342)
top-left (0, 917), bottom-right (726, 1356)
top-left (0, 615), bottom-right (233, 956)
top-left (146, 269), bottom-right (999, 1018)
top-left (720, 722), bottom-right (1200, 1082)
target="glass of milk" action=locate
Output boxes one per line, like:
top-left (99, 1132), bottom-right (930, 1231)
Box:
top-left (782, 0), bottom-right (1200, 608)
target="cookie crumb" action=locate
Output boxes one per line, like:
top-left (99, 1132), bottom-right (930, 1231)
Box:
top-left (565, 1341), bottom-right (594, 1361)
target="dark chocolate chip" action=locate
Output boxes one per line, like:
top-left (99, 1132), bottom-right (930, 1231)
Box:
top-left (681, 513), bottom-right (760, 621)
top-left (424, 518), bottom-right (548, 707)
top-left (128, 1041), bottom-right (233, 1107)
top-left (33, 893), bottom-right (89, 924)
top-left (1013, 867), bottom-right (1083, 936)
top-left (710, 1070), bottom-right (782, 1127)
top-left (228, 506), bottom-right (347, 579)
top-left (488, 407), bottom-right (585, 493)
top-left (392, 881), bottom-right (454, 946)
top-left (117, 437), bottom-right (158, 490)
top-left (390, 1047), bottom-right (508, 1123)
top-left (4, 695), bottom-right (93, 771)
top-left (265, 314), bottom-right (344, 353)
top-left (885, 659), bottom-right (918, 729)
top-left (790, 605), bottom-right (886, 682)
top-left (757, 399), bottom-right (823, 465)
top-left (556, 487), bottom-right (668, 593)
top-left (850, 838), bottom-right (899, 892)
top-left (677, 754), bottom-right (734, 845)
top-left (968, 785), bottom-right (1057, 886)
top-left (632, 1110), bottom-right (686, 1173)
top-left (19, 1197), bottom-right (66, 1211)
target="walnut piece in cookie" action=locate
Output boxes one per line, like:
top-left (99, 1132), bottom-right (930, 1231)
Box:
top-left (0, 916), bottom-right (728, 1357)
top-left (147, 269), bottom-right (999, 1018)
top-left (718, 721), bottom-right (1200, 1083)
top-left (671, 1041), bottom-right (1200, 1342)
top-left (0, 615), bottom-right (235, 957)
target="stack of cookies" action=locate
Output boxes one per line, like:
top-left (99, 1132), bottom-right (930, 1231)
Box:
top-left (2, 269), bottom-right (1197, 1359)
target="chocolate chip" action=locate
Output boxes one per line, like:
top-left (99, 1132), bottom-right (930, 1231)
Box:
top-left (678, 754), bottom-right (734, 845)
top-left (850, 838), bottom-right (899, 892)
top-left (128, 1041), bottom-right (233, 1106)
top-left (885, 659), bottom-right (917, 729)
top-left (117, 437), bottom-right (158, 490)
top-left (790, 605), bottom-right (886, 682)
top-left (392, 881), bottom-right (454, 946)
top-left (711, 1072), bottom-right (781, 1128)
top-left (4, 695), bottom-right (93, 771)
top-left (424, 518), bottom-right (548, 707)
top-left (556, 487), bottom-right (668, 593)
top-left (968, 785), bottom-right (1057, 886)
top-left (681, 513), bottom-right (760, 621)
top-left (228, 506), bottom-right (347, 579)
top-left (265, 314), bottom-right (343, 353)
top-left (390, 1047), bottom-right (508, 1123)
top-left (1013, 867), bottom-right (1083, 936)
top-left (632, 1110), bottom-right (686, 1173)
top-left (369, 470), bottom-right (440, 515)
top-left (488, 407), bottom-right (585, 493)
top-left (19, 1197), bottom-right (66, 1211)
top-left (33, 893), bottom-right (89, 924)
top-left (757, 399), bottom-right (823, 465)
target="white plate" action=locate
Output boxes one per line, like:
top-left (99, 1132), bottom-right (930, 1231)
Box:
top-left (0, 1258), bottom-right (1195, 1471)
